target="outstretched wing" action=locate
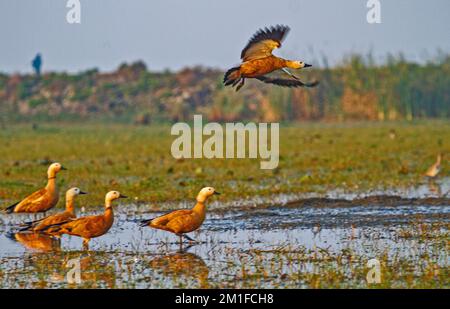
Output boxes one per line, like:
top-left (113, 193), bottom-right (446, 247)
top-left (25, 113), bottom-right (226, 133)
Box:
top-left (241, 25), bottom-right (290, 62)
top-left (256, 75), bottom-right (319, 88)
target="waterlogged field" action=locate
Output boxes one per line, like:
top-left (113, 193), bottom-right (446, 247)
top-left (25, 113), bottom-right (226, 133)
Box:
top-left (0, 120), bottom-right (448, 207)
top-left (0, 202), bottom-right (448, 288)
top-left (0, 120), bottom-right (448, 288)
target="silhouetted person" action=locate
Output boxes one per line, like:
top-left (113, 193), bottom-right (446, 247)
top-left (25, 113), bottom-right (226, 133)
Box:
top-left (32, 53), bottom-right (42, 76)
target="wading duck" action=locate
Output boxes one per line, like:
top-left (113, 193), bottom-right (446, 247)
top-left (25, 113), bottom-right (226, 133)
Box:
top-left (20, 187), bottom-right (87, 232)
top-left (44, 191), bottom-right (127, 249)
top-left (425, 154), bottom-right (442, 178)
top-left (139, 187), bottom-right (220, 245)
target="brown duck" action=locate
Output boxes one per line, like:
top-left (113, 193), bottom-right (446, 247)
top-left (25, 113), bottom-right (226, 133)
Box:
top-left (425, 154), bottom-right (442, 178)
top-left (44, 191), bottom-right (127, 249)
top-left (224, 25), bottom-right (319, 91)
top-left (140, 187), bottom-right (220, 244)
top-left (20, 187), bottom-right (87, 232)
top-left (4, 162), bottom-right (66, 214)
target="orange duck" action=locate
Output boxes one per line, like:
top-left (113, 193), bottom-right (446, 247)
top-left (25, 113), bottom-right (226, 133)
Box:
top-left (44, 191), bottom-right (127, 249)
top-left (224, 25), bottom-right (319, 91)
top-left (20, 187), bottom-right (87, 233)
top-left (140, 187), bottom-right (220, 245)
top-left (4, 162), bottom-right (66, 215)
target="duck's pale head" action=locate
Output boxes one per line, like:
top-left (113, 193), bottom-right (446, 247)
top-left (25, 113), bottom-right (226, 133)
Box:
top-left (47, 162), bottom-right (67, 178)
top-left (287, 60), bottom-right (312, 69)
top-left (197, 187), bottom-right (220, 203)
top-left (105, 191), bottom-right (128, 205)
top-left (66, 187), bottom-right (87, 199)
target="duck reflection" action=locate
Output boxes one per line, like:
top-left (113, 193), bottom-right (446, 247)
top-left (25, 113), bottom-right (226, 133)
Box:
top-left (7, 231), bottom-right (60, 252)
top-left (427, 180), bottom-right (442, 196)
top-left (149, 251), bottom-right (209, 288)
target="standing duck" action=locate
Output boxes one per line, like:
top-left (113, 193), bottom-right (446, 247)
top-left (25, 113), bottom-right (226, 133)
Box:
top-left (4, 162), bottom-right (66, 214)
top-left (19, 187), bottom-right (87, 232)
top-left (425, 154), bottom-right (442, 178)
top-left (140, 187), bottom-right (220, 245)
top-left (44, 191), bottom-right (127, 249)
top-left (224, 25), bottom-right (319, 91)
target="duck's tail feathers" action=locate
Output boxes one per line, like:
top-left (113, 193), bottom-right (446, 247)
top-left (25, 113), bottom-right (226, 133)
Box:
top-left (18, 224), bottom-right (33, 232)
top-left (5, 231), bottom-right (17, 242)
top-left (223, 66), bottom-right (241, 86)
top-left (139, 218), bottom-right (153, 227)
top-left (4, 202), bottom-right (19, 214)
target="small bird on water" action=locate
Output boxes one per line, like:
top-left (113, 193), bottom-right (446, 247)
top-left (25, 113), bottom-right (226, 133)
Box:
top-left (425, 154), bottom-right (442, 178)
top-left (139, 187), bottom-right (220, 246)
top-left (4, 162), bottom-right (67, 215)
top-left (224, 25), bottom-right (319, 91)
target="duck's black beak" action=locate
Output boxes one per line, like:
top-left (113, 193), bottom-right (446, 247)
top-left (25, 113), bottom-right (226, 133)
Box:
top-left (304, 63), bottom-right (312, 68)
top-left (79, 191), bottom-right (88, 195)
top-left (213, 191), bottom-right (221, 195)
top-left (61, 166), bottom-right (68, 170)
top-left (119, 194), bottom-right (128, 199)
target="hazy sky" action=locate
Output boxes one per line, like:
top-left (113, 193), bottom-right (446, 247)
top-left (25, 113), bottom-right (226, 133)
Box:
top-left (1, 0), bottom-right (449, 73)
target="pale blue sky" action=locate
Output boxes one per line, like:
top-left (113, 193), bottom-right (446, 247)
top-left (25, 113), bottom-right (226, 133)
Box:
top-left (1, 0), bottom-right (449, 73)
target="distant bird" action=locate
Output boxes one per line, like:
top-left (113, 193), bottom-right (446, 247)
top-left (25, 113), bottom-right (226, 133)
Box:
top-left (4, 162), bottom-right (66, 214)
top-left (19, 187), bottom-right (87, 232)
top-left (389, 129), bottom-right (396, 140)
top-left (425, 154), bottom-right (442, 178)
top-left (224, 25), bottom-right (319, 91)
top-left (140, 187), bottom-right (220, 245)
top-left (44, 191), bottom-right (127, 249)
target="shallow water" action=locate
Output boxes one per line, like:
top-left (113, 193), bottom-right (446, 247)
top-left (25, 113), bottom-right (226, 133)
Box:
top-left (0, 201), bottom-right (448, 288)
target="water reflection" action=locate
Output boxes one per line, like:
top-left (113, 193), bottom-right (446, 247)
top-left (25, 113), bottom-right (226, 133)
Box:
top-left (149, 251), bottom-right (209, 288)
top-left (7, 232), bottom-right (60, 252)
top-left (427, 179), bottom-right (442, 196)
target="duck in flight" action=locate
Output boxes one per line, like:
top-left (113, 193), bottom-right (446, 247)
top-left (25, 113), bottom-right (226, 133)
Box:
top-left (224, 25), bottom-right (319, 91)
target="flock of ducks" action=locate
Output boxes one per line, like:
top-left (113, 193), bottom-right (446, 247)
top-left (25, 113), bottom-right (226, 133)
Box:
top-left (2, 153), bottom-right (443, 251)
top-left (3, 163), bottom-right (220, 250)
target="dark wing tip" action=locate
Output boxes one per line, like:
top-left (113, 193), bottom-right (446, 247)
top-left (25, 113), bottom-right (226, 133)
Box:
top-left (4, 202), bottom-right (19, 214)
top-left (256, 76), bottom-right (320, 88)
top-left (241, 25), bottom-right (291, 59)
top-left (5, 231), bottom-right (17, 241)
top-left (18, 225), bottom-right (32, 232)
top-left (139, 218), bottom-right (153, 227)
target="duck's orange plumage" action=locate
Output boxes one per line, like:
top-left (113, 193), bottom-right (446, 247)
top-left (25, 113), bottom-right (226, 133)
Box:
top-left (224, 25), bottom-right (319, 91)
top-left (20, 187), bottom-right (87, 233)
top-left (140, 187), bottom-right (220, 244)
top-left (43, 191), bottom-right (127, 248)
top-left (425, 154), bottom-right (442, 178)
top-left (4, 163), bottom-right (66, 214)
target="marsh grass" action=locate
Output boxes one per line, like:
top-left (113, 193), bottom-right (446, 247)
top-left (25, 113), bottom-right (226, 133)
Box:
top-left (0, 120), bottom-right (448, 210)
